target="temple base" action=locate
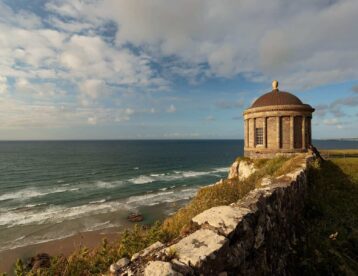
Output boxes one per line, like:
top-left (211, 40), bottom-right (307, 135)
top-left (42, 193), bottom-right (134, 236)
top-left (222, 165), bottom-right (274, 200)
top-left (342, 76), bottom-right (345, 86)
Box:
top-left (244, 148), bottom-right (307, 159)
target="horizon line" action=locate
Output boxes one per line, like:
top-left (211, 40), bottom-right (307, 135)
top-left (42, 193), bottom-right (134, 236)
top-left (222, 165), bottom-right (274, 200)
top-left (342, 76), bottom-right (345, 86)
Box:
top-left (0, 138), bottom-right (357, 142)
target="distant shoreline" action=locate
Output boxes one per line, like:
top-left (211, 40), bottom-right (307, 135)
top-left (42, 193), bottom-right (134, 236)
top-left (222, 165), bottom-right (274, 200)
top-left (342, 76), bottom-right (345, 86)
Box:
top-left (0, 138), bottom-right (357, 142)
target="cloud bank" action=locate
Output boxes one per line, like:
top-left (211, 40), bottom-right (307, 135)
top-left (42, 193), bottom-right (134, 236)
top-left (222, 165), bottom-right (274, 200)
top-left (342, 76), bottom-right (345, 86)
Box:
top-left (0, 0), bottom-right (357, 137)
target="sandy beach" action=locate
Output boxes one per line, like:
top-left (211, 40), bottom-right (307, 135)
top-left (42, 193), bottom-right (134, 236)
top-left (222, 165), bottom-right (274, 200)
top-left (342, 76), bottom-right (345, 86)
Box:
top-left (0, 227), bottom-right (121, 274)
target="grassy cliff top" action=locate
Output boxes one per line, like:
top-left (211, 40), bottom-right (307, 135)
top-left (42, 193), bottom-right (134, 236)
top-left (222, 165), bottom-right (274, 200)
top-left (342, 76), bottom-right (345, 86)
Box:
top-left (320, 149), bottom-right (358, 156)
top-left (294, 157), bottom-right (358, 274)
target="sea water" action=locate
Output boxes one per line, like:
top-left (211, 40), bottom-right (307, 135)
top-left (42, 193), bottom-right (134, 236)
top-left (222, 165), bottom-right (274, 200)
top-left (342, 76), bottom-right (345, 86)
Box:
top-left (0, 139), bottom-right (356, 252)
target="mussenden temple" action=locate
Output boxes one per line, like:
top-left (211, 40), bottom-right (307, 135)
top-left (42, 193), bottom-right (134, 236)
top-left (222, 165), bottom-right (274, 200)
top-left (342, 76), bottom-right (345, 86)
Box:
top-left (243, 80), bottom-right (315, 158)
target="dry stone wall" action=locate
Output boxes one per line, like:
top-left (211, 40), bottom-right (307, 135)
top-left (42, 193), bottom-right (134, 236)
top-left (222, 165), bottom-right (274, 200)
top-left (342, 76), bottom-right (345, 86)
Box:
top-left (113, 156), bottom-right (312, 276)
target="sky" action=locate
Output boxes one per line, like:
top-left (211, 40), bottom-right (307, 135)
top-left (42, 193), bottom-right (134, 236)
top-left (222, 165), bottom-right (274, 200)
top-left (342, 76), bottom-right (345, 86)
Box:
top-left (0, 0), bottom-right (357, 140)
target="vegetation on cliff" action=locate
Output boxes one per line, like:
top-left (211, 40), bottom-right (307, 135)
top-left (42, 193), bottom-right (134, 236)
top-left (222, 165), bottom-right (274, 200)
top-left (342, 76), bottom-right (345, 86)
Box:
top-left (295, 157), bottom-right (358, 275)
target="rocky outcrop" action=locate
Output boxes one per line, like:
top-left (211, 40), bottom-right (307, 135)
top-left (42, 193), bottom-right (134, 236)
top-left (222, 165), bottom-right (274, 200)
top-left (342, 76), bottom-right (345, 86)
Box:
top-left (228, 160), bottom-right (240, 179)
top-left (165, 229), bottom-right (227, 269)
top-left (228, 159), bottom-right (257, 180)
top-left (144, 261), bottom-right (182, 276)
top-left (110, 155), bottom-right (311, 275)
top-left (131, 241), bottom-right (164, 261)
top-left (192, 206), bottom-right (250, 236)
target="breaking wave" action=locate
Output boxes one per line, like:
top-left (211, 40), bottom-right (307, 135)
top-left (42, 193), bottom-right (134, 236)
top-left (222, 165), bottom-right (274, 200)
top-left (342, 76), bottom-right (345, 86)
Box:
top-left (0, 187), bottom-right (78, 202)
top-left (0, 185), bottom-right (198, 228)
top-left (128, 167), bottom-right (227, 185)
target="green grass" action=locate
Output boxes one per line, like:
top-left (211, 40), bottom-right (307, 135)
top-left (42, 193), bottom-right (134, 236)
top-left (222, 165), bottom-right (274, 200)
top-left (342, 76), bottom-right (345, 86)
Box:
top-left (321, 149), bottom-right (358, 157)
top-left (293, 158), bottom-right (358, 275)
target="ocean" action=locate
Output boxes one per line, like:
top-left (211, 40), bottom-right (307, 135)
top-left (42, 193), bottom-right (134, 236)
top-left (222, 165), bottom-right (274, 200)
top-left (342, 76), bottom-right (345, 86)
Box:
top-left (0, 139), bottom-right (356, 253)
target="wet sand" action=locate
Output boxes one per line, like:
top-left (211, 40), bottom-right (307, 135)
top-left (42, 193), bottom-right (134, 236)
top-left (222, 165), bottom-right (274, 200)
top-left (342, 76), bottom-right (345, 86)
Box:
top-left (0, 227), bottom-right (121, 275)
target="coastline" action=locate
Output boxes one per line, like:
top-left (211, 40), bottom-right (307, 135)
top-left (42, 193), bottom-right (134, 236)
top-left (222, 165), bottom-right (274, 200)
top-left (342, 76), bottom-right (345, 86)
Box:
top-left (0, 200), bottom-right (189, 274)
top-left (0, 227), bottom-right (121, 274)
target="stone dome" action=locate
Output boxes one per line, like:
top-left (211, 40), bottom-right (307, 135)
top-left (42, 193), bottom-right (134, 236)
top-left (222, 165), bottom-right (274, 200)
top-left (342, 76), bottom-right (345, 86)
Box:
top-left (251, 90), bottom-right (303, 108)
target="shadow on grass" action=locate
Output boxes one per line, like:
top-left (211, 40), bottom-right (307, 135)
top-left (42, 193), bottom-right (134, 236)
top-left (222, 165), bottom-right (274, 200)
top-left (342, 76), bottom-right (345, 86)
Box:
top-left (293, 159), bottom-right (358, 275)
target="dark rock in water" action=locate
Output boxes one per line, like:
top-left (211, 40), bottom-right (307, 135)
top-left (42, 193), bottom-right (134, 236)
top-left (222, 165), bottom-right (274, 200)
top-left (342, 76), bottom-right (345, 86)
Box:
top-left (127, 213), bottom-right (144, 222)
top-left (27, 253), bottom-right (51, 272)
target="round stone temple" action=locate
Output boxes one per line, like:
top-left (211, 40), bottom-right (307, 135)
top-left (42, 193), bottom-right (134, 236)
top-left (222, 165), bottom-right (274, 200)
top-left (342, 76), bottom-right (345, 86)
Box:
top-left (243, 81), bottom-right (315, 158)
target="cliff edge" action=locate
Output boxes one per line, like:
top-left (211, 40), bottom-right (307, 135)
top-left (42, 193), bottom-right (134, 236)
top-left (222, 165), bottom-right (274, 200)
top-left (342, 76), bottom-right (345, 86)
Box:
top-left (110, 154), bottom-right (312, 275)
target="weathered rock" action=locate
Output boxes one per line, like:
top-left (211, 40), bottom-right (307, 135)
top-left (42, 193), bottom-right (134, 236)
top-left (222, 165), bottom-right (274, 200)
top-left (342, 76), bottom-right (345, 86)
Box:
top-left (192, 205), bottom-right (251, 236)
top-left (123, 268), bottom-right (135, 276)
top-left (110, 263), bottom-right (120, 274)
top-left (228, 160), bottom-right (257, 180)
top-left (116, 257), bottom-right (130, 268)
top-left (144, 261), bottom-right (182, 276)
top-left (228, 160), bottom-right (240, 179)
top-left (127, 213), bottom-right (144, 222)
top-left (238, 160), bottom-right (256, 180)
top-left (166, 229), bottom-right (227, 267)
top-left (170, 259), bottom-right (194, 275)
top-left (131, 241), bottom-right (164, 261)
top-left (261, 177), bottom-right (271, 186)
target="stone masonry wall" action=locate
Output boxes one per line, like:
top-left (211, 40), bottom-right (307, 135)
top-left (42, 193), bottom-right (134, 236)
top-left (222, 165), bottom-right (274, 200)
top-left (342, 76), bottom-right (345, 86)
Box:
top-left (113, 156), bottom-right (312, 276)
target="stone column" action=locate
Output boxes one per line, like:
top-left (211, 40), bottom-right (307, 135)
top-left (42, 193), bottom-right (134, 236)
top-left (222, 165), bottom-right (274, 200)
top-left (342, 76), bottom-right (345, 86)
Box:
top-left (277, 116), bottom-right (281, 149)
top-left (263, 117), bottom-right (267, 148)
top-left (302, 116), bottom-right (306, 149)
top-left (253, 118), bottom-right (256, 147)
top-left (290, 116), bottom-right (294, 149)
top-left (244, 119), bottom-right (248, 147)
top-left (307, 117), bottom-right (311, 145)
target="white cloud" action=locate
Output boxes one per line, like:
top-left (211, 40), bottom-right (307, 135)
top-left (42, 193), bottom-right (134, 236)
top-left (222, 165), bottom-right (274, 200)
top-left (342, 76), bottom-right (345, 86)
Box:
top-left (0, 97), bottom-right (135, 128)
top-left (79, 79), bottom-right (106, 105)
top-left (167, 104), bottom-right (176, 113)
top-left (47, 0), bottom-right (358, 89)
top-left (0, 76), bottom-right (8, 95)
top-left (46, 17), bottom-right (94, 33)
top-left (4, 0), bottom-right (358, 94)
top-left (205, 115), bottom-right (215, 122)
top-left (0, 2), bottom-right (43, 29)
top-left (87, 117), bottom-right (97, 125)
top-left (1, 0), bottom-right (358, 136)
top-left (322, 118), bottom-right (350, 129)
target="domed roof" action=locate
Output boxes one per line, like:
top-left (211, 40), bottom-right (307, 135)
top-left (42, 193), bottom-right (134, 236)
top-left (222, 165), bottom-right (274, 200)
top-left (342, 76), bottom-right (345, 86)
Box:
top-left (251, 89), bottom-right (303, 108)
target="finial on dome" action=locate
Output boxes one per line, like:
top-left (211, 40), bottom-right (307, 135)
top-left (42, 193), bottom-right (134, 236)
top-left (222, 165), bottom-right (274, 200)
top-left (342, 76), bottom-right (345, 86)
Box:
top-left (272, 80), bottom-right (279, 90)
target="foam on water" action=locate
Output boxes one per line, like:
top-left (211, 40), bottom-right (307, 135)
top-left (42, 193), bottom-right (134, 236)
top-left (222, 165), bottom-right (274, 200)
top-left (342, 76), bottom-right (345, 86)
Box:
top-left (89, 199), bottom-right (106, 204)
top-left (125, 188), bottom-right (197, 207)
top-left (129, 175), bottom-right (155, 184)
top-left (0, 201), bottom-right (127, 227)
top-left (0, 187), bottom-right (75, 202)
top-left (0, 186), bottom-right (198, 228)
top-left (128, 167), bottom-right (228, 185)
